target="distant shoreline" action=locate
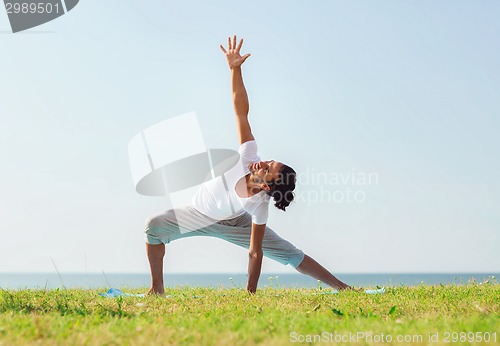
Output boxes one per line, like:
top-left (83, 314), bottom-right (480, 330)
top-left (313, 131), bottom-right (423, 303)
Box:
top-left (0, 273), bottom-right (497, 290)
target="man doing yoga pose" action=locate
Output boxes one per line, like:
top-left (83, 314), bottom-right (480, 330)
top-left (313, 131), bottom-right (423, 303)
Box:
top-left (145, 35), bottom-right (351, 295)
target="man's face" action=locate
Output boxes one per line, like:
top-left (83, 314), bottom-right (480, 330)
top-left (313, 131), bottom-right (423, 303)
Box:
top-left (249, 160), bottom-right (284, 186)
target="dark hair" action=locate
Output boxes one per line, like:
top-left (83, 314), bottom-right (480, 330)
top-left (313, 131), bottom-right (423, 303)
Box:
top-left (266, 164), bottom-right (296, 211)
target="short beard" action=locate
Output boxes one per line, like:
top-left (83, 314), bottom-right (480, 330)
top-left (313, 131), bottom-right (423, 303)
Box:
top-left (250, 173), bottom-right (265, 185)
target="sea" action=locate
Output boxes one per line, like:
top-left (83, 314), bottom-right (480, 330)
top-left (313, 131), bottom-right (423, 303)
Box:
top-left (0, 273), bottom-right (497, 290)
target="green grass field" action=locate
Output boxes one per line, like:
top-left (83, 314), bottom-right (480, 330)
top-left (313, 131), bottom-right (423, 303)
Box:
top-left (0, 280), bottom-right (498, 345)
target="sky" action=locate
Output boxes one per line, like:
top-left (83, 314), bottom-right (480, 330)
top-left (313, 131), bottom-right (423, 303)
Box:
top-left (0, 0), bottom-right (499, 274)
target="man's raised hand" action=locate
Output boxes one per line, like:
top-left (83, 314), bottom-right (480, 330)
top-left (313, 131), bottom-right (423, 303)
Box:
top-left (220, 35), bottom-right (251, 69)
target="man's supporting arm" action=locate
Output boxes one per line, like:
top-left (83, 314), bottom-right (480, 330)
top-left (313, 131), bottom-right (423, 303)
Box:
top-left (246, 223), bottom-right (266, 293)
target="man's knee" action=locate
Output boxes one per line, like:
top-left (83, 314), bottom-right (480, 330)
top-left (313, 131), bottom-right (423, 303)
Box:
top-left (145, 210), bottom-right (177, 245)
top-left (291, 252), bottom-right (306, 269)
top-left (262, 247), bottom-right (305, 269)
top-left (145, 210), bottom-right (176, 231)
top-left (145, 215), bottom-right (162, 231)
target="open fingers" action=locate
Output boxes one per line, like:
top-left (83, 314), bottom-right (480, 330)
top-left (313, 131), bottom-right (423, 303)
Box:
top-left (236, 38), bottom-right (243, 53)
top-left (223, 35), bottom-right (245, 53)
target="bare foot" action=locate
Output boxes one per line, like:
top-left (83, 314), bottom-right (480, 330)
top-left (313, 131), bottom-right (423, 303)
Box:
top-left (334, 282), bottom-right (352, 291)
top-left (347, 286), bottom-right (364, 292)
top-left (147, 287), bottom-right (165, 296)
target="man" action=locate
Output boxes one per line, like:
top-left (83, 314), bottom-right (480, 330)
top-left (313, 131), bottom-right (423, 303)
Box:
top-left (145, 35), bottom-right (351, 295)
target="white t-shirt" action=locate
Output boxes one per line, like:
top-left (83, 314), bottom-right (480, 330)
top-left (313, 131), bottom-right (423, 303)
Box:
top-left (190, 140), bottom-right (270, 225)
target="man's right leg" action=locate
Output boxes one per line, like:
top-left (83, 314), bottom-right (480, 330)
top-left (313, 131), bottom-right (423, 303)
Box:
top-left (144, 206), bottom-right (214, 295)
top-left (146, 243), bottom-right (165, 295)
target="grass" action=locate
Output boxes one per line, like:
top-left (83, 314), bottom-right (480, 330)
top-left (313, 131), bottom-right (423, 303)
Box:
top-left (0, 280), bottom-right (499, 345)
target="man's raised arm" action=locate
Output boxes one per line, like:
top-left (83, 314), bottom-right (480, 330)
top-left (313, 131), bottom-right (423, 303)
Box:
top-left (220, 35), bottom-right (254, 144)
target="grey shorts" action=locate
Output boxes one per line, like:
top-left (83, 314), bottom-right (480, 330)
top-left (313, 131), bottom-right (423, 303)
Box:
top-left (145, 205), bottom-right (305, 268)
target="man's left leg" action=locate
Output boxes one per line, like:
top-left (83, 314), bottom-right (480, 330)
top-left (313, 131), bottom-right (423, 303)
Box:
top-left (296, 254), bottom-right (351, 290)
top-left (208, 215), bottom-right (350, 290)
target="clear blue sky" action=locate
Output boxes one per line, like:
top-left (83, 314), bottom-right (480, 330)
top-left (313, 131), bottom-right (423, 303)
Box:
top-left (1, 0), bottom-right (499, 274)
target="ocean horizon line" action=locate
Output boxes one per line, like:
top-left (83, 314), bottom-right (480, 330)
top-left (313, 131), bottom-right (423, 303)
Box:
top-left (0, 272), bottom-right (497, 290)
